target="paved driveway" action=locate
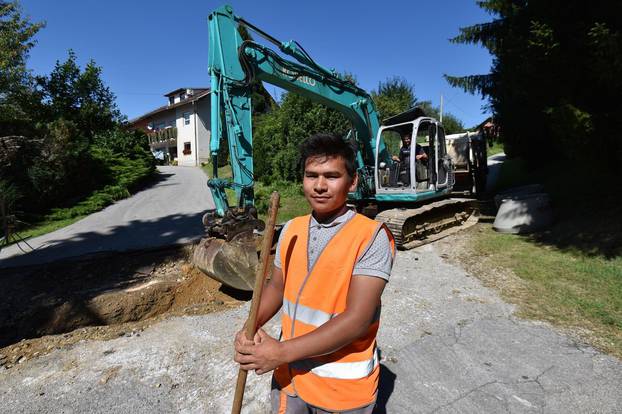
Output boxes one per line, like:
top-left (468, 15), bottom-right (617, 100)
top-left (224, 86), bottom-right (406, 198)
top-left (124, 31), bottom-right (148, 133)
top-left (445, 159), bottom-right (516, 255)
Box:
top-left (0, 166), bottom-right (214, 269)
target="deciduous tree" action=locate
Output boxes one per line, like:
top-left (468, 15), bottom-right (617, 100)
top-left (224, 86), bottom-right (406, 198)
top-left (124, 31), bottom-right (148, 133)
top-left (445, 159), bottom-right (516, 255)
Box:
top-left (0, 1), bottom-right (44, 131)
top-left (38, 50), bottom-right (123, 139)
top-left (371, 76), bottom-right (416, 121)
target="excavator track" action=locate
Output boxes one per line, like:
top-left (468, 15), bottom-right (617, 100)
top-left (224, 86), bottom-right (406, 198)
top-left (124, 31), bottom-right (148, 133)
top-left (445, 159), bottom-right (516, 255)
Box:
top-left (375, 198), bottom-right (479, 250)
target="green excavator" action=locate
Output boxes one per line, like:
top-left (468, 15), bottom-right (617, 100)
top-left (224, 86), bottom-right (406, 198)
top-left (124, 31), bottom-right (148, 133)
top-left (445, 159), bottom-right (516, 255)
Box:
top-left (193, 5), bottom-right (486, 291)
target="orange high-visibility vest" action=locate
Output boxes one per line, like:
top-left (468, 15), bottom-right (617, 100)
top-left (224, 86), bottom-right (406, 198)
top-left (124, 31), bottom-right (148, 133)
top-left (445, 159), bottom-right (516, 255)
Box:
top-left (273, 212), bottom-right (395, 411)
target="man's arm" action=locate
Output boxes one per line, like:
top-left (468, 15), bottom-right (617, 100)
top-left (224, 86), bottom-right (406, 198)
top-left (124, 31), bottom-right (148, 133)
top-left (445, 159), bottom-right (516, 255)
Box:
top-left (256, 266), bottom-right (285, 327)
top-left (235, 274), bottom-right (386, 375)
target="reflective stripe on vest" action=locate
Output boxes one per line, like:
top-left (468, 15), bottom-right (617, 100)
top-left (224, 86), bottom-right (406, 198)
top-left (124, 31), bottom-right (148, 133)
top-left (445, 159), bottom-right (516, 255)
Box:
top-left (282, 298), bottom-right (381, 329)
top-left (282, 298), bottom-right (335, 327)
top-left (290, 347), bottom-right (379, 380)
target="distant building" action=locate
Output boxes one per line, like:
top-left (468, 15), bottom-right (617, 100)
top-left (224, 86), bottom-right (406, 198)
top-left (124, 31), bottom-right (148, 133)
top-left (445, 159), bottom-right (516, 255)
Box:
top-left (476, 116), bottom-right (500, 145)
top-left (130, 88), bottom-right (211, 166)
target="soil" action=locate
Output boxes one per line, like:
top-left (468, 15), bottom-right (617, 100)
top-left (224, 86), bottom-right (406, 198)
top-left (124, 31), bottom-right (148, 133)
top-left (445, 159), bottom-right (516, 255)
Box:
top-left (0, 246), bottom-right (250, 370)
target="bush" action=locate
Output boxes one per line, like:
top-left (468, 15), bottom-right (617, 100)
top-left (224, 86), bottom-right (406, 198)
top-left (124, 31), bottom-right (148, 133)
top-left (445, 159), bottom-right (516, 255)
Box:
top-left (27, 119), bottom-right (96, 209)
top-left (254, 181), bottom-right (304, 215)
top-left (92, 127), bottom-right (151, 158)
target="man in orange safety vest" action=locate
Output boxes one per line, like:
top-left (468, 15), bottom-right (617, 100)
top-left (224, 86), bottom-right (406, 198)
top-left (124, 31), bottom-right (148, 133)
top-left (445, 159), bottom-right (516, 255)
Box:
top-left (234, 133), bottom-right (395, 414)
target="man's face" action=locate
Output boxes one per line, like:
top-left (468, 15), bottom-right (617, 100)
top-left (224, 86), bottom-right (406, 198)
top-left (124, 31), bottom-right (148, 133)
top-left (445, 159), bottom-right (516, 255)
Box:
top-left (303, 155), bottom-right (357, 216)
top-left (403, 134), bottom-right (412, 146)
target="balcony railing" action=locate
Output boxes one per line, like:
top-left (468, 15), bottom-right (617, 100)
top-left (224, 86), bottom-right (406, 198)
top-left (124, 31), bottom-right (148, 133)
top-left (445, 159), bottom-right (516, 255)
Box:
top-left (148, 127), bottom-right (177, 147)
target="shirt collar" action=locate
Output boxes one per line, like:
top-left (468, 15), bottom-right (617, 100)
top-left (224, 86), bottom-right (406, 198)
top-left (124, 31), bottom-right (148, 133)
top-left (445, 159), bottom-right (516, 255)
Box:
top-left (310, 208), bottom-right (355, 228)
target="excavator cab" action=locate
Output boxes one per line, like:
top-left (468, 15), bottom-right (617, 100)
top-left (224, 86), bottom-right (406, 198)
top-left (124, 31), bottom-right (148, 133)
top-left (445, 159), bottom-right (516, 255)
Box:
top-left (375, 108), bottom-right (453, 201)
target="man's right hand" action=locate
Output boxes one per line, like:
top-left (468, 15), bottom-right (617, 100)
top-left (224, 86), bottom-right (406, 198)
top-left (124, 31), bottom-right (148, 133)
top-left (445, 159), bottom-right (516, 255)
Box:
top-left (234, 326), bottom-right (261, 369)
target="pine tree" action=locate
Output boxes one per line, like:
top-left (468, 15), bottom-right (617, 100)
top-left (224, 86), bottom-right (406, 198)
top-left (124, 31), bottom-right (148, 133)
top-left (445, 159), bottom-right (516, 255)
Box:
top-left (445, 0), bottom-right (622, 166)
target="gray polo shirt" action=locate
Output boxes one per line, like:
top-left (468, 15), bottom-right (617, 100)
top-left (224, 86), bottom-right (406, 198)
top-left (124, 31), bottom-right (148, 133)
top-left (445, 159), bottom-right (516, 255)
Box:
top-left (273, 209), bottom-right (394, 281)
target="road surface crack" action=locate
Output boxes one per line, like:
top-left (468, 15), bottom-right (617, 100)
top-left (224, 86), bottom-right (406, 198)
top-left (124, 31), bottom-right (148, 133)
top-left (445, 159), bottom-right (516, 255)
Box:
top-left (428, 380), bottom-right (498, 413)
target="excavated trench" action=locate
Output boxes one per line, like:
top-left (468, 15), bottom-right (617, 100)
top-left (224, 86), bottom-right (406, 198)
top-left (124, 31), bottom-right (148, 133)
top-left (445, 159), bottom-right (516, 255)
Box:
top-left (0, 246), bottom-right (249, 369)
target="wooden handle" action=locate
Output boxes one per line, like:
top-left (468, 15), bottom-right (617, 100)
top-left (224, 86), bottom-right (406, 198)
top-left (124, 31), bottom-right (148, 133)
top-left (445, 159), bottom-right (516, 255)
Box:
top-left (231, 192), bottom-right (280, 414)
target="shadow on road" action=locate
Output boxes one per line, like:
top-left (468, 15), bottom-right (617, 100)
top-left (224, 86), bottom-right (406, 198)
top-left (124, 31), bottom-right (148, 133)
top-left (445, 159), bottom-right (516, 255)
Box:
top-left (0, 211), bottom-right (205, 269)
top-left (374, 349), bottom-right (396, 413)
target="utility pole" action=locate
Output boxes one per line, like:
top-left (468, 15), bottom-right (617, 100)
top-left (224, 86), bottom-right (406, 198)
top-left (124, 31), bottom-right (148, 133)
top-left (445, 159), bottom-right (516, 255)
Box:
top-left (440, 94), bottom-right (444, 123)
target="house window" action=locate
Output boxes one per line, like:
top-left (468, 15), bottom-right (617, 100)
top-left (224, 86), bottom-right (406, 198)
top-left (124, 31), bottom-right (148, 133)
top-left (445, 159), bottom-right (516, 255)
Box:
top-left (180, 92), bottom-right (187, 101)
top-left (183, 112), bottom-right (190, 125)
top-left (183, 142), bottom-right (192, 155)
top-left (168, 119), bottom-right (175, 128)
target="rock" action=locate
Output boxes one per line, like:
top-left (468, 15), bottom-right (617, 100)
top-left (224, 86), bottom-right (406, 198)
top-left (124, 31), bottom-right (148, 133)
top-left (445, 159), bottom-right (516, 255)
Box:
top-left (494, 183), bottom-right (545, 208)
top-left (493, 192), bottom-right (553, 234)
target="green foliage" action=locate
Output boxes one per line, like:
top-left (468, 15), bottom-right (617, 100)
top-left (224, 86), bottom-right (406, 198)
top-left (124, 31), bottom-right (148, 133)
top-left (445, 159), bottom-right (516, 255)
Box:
top-left (371, 76), bottom-right (416, 121)
top-left (0, 178), bottom-right (20, 212)
top-left (254, 180), bottom-right (304, 215)
top-left (0, 1), bottom-right (44, 128)
top-left (46, 147), bottom-right (154, 220)
top-left (253, 92), bottom-right (350, 184)
top-left (446, 0), bottom-right (622, 167)
top-left (0, 3), bottom-right (153, 229)
top-left (93, 127), bottom-right (151, 158)
top-left (26, 119), bottom-right (93, 208)
top-left (37, 50), bottom-right (123, 138)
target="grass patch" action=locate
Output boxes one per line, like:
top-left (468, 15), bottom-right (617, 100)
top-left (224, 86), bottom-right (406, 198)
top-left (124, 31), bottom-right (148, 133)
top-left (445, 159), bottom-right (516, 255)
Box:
top-left (470, 225), bottom-right (622, 357)
top-left (255, 181), bottom-right (309, 222)
top-left (202, 162), bottom-right (309, 223)
top-left (487, 140), bottom-right (504, 157)
top-left (464, 158), bottom-right (622, 357)
top-left (11, 216), bottom-right (88, 242)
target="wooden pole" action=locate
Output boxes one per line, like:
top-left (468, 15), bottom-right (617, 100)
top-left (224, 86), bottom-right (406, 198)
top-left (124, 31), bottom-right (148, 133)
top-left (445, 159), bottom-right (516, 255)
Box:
top-left (231, 191), bottom-right (280, 414)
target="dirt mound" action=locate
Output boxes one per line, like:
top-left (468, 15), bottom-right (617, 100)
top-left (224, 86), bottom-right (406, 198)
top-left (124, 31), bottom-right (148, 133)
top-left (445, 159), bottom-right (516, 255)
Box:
top-left (0, 246), bottom-right (247, 369)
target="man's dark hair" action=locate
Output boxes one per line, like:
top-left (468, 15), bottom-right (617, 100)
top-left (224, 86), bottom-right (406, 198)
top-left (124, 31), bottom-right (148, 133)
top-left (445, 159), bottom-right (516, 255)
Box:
top-left (300, 133), bottom-right (357, 179)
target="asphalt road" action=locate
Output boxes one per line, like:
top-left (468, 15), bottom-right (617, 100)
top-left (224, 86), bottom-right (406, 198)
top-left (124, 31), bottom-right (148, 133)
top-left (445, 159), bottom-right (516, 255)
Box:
top-left (0, 166), bottom-right (214, 269)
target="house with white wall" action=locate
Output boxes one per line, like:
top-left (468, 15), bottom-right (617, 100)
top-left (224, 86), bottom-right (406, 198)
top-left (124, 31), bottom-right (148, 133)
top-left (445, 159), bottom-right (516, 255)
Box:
top-left (130, 88), bottom-right (211, 166)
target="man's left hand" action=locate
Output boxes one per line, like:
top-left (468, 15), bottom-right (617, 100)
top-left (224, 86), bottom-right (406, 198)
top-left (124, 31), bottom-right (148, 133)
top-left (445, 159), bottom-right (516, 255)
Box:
top-left (234, 328), bottom-right (285, 375)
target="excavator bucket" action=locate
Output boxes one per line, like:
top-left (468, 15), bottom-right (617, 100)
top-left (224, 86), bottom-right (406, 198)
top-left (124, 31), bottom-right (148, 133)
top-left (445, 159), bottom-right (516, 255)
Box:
top-left (192, 236), bottom-right (259, 291)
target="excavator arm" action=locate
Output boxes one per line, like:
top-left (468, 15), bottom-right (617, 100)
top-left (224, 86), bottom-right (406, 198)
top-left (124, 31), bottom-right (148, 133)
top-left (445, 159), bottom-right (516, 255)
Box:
top-left (195, 4), bottom-right (391, 290)
top-left (206, 4), bottom-right (391, 231)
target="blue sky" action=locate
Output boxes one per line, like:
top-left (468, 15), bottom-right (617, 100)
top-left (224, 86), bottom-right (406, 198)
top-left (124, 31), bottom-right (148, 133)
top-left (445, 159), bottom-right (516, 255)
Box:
top-left (20, 0), bottom-right (493, 127)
